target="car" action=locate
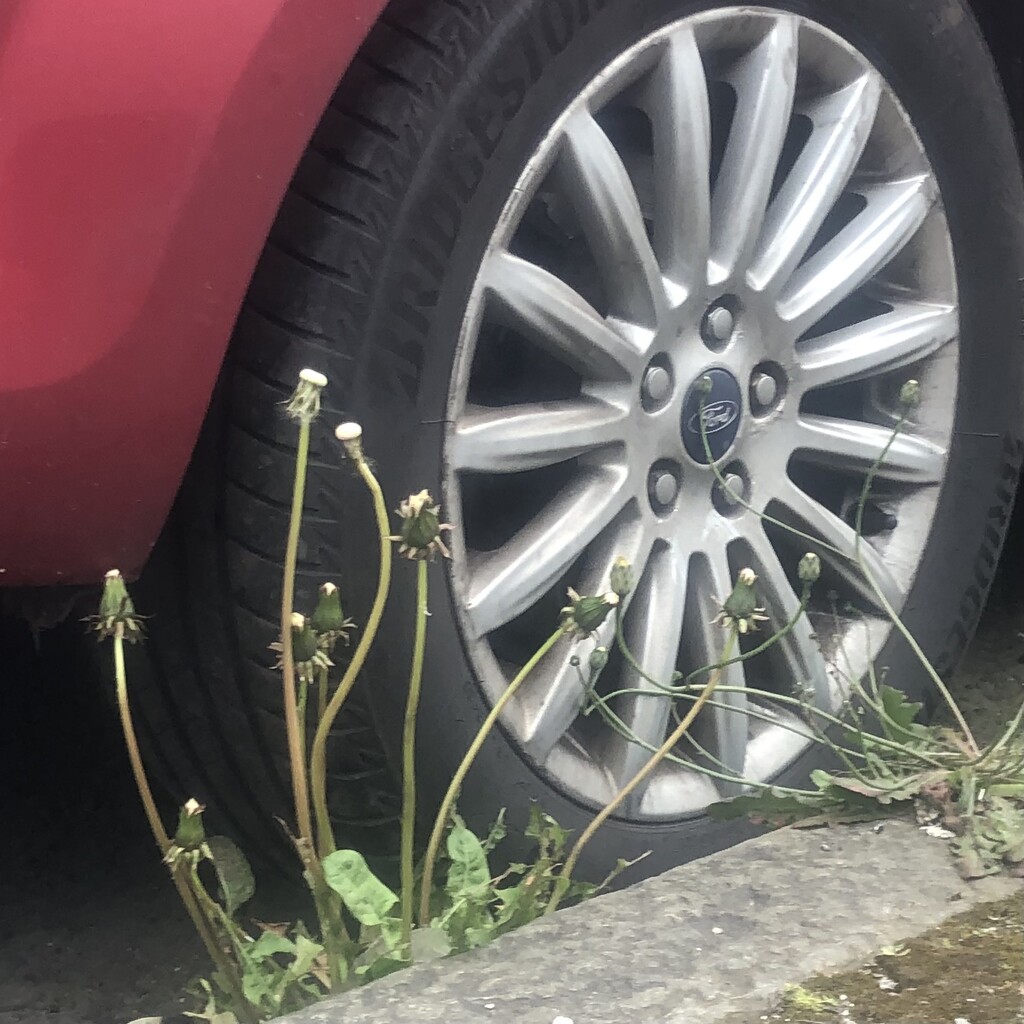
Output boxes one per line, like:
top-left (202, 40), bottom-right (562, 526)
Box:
top-left (3, 0), bottom-right (1024, 881)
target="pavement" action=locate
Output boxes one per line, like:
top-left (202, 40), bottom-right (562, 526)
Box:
top-left (270, 820), bottom-right (1020, 1024)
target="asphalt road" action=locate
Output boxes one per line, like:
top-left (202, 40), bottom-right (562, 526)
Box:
top-left (1, 554), bottom-right (1022, 1024)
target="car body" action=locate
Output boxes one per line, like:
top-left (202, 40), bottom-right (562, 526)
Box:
top-left (0, 0), bottom-right (385, 586)
top-left (0, 0), bottom-right (1019, 592)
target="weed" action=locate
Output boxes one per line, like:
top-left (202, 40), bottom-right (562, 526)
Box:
top-left (90, 368), bottom-right (1021, 1022)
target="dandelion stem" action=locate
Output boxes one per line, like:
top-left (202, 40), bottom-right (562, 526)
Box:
top-left (310, 442), bottom-right (392, 858)
top-left (317, 664), bottom-right (329, 725)
top-left (851, 413), bottom-right (980, 756)
top-left (546, 627), bottom-right (740, 915)
top-left (419, 627), bottom-right (565, 927)
top-left (281, 419), bottom-right (314, 845)
top-left (112, 625), bottom-right (256, 1023)
top-left (401, 559), bottom-right (429, 951)
top-left (297, 675), bottom-right (309, 778)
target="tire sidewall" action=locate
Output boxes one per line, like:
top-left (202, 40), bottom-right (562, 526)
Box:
top-left (349, 0), bottom-right (1024, 876)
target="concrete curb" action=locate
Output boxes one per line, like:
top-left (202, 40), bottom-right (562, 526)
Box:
top-left (271, 820), bottom-right (1019, 1024)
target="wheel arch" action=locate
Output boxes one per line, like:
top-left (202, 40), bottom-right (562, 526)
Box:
top-left (0, 0), bottom-right (387, 586)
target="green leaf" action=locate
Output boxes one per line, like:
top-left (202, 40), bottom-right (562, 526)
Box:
top-left (410, 925), bottom-right (452, 962)
top-left (709, 789), bottom-right (831, 827)
top-left (322, 849), bottom-right (399, 927)
top-left (952, 840), bottom-right (998, 880)
top-left (185, 978), bottom-right (241, 1023)
top-left (988, 783), bottom-right (1024, 798)
top-left (525, 803), bottom-right (546, 840)
top-left (286, 934), bottom-right (324, 980)
top-left (878, 685), bottom-right (928, 741)
top-left (248, 930), bottom-right (296, 962)
top-left (825, 772), bottom-right (931, 805)
top-left (524, 803), bottom-right (570, 858)
top-left (204, 836), bottom-right (255, 916)
top-left (445, 814), bottom-right (491, 896)
top-left (482, 809), bottom-right (508, 853)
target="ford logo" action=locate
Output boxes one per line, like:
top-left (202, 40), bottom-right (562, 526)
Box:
top-left (687, 400), bottom-right (740, 437)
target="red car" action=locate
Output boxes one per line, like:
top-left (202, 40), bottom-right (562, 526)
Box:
top-left (4, 0), bottom-right (1023, 878)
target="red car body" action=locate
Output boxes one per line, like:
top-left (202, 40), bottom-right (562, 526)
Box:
top-left (0, 0), bottom-right (1017, 591)
top-left (0, 0), bottom-right (385, 586)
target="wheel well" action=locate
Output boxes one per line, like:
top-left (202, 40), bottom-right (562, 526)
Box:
top-left (969, 0), bottom-right (1024, 138)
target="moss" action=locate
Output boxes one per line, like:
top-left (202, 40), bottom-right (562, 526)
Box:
top-left (781, 984), bottom-right (837, 1012)
top-left (769, 893), bottom-right (1024, 1023)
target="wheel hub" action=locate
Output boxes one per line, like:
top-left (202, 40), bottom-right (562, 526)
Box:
top-left (680, 368), bottom-right (743, 464)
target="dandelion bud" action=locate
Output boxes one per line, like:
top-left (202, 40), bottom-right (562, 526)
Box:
top-left (392, 490), bottom-right (452, 561)
top-left (899, 379), bottom-right (921, 410)
top-left (99, 569), bottom-right (135, 622)
top-left (713, 567), bottom-right (768, 634)
top-left (91, 569), bottom-right (144, 642)
top-left (798, 552), bottom-right (821, 584)
top-left (290, 612), bottom-right (320, 663)
top-left (285, 368), bottom-right (328, 423)
top-left (270, 611), bottom-right (333, 682)
top-left (589, 646), bottom-right (610, 674)
top-left (560, 587), bottom-right (619, 637)
top-left (609, 557), bottom-right (633, 599)
top-left (173, 799), bottom-right (207, 852)
top-left (310, 582), bottom-right (355, 652)
top-left (311, 582), bottom-right (346, 634)
top-left (696, 374), bottom-right (714, 396)
top-left (723, 569), bottom-right (758, 622)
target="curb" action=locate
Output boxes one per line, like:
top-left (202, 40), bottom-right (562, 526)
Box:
top-left (268, 820), bottom-right (1019, 1024)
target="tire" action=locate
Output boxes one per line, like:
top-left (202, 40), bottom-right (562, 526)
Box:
top-left (139, 0), bottom-right (1024, 881)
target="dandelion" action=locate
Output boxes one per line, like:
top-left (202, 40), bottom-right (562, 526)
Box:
top-left (609, 557), bottom-right (633, 599)
top-left (271, 612), bottom-right (333, 685)
top-left (87, 569), bottom-right (144, 642)
top-left (711, 567), bottom-right (769, 634)
top-left (310, 582), bottom-right (355, 652)
top-left (899, 378), bottom-right (921, 410)
top-left (285, 368), bottom-right (328, 423)
top-left (391, 489), bottom-right (452, 561)
top-left (798, 552), bottom-right (822, 584)
top-left (560, 587), bottom-right (620, 638)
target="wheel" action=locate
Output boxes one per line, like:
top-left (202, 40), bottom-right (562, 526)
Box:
top-left (139, 0), bottom-right (1024, 880)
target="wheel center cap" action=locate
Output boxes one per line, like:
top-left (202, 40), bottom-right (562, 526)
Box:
top-left (681, 368), bottom-right (742, 464)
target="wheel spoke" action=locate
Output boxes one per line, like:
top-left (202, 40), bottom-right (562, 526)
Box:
top-left (644, 28), bottom-right (712, 290)
top-left (710, 16), bottom-right (799, 284)
top-left (462, 465), bottom-right (631, 637)
top-left (449, 399), bottom-right (628, 474)
top-left (797, 303), bottom-right (957, 390)
top-left (557, 109), bottom-right (667, 326)
top-left (778, 175), bottom-right (937, 335)
top-left (518, 516), bottom-right (657, 763)
top-left (740, 522), bottom-right (831, 710)
top-left (769, 479), bottom-right (904, 613)
top-left (691, 539), bottom-right (750, 789)
top-left (791, 415), bottom-right (946, 485)
top-left (483, 250), bottom-right (641, 380)
top-left (604, 542), bottom-right (689, 809)
top-left (749, 71), bottom-right (882, 292)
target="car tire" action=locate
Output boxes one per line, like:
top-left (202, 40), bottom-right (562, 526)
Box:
top-left (137, 0), bottom-right (1024, 880)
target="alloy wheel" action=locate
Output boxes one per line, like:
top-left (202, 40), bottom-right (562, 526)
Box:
top-left (444, 7), bottom-right (958, 820)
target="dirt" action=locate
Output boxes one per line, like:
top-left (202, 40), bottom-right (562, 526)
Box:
top-left (766, 893), bottom-right (1024, 1023)
top-left (0, 615), bottom-right (206, 1024)
top-left (758, 589), bottom-right (1024, 1024)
